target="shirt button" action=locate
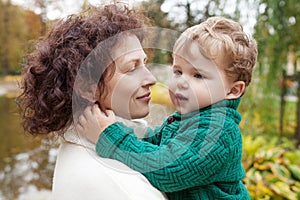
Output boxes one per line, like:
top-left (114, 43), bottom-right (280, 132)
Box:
top-left (167, 116), bottom-right (175, 124)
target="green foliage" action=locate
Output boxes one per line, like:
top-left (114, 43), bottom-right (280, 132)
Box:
top-left (139, 0), bottom-right (174, 65)
top-left (0, 2), bottom-right (43, 75)
top-left (158, 0), bottom-right (246, 31)
top-left (243, 135), bottom-right (300, 200)
top-left (239, 65), bottom-right (281, 136)
top-left (254, 0), bottom-right (300, 88)
top-left (249, 0), bottom-right (300, 144)
top-left (238, 62), bottom-right (297, 138)
top-left (140, 0), bottom-right (173, 28)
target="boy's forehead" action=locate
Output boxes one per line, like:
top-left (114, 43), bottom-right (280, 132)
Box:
top-left (174, 36), bottom-right (208, 57)
top-left (174, 39), bottom-right (214, 69)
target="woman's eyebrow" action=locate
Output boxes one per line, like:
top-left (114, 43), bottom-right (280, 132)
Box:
top-left (130, 56), bottom-right (147, 65)
top-left (126, 59), bottom-right (139, 66)
top-left (120, 59), bottom-right (139, 70)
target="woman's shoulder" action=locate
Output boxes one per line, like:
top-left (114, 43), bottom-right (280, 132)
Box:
top-left (52, 141), bottom-right (113, 186)
top-left (52, 141), bottom-right (167, 200)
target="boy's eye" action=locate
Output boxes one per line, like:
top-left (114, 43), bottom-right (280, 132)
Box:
top-left (173, 70), bottom-right (182, 76)
top-left (194, 73), bottom-right (204, 79)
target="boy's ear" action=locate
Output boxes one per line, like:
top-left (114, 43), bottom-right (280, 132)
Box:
top-left (225, 81), bottom-right (246, 99)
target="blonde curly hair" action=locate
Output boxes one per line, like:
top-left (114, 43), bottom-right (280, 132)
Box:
top-left (174, 16), bottom-right (258, 87)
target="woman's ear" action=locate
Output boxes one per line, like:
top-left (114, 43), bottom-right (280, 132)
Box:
top-left (226, 81), bottom-right (246, 99)
top-left (75, 80), bottom-right (98, 102)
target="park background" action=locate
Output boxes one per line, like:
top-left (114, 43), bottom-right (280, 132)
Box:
top-left (0, 0), bottom-right (300, 199)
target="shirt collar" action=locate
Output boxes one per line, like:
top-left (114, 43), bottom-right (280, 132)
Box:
top-left (63, 116), bottom-right (148, 148)
top-left (171, 98), bottom-right (241, 120)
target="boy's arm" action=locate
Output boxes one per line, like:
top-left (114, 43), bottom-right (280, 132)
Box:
top-left (77, 104), bottom-right (162, 145)
top-left (97, 122), bottom-right (229, 192)
top-left (77, 105), bottom-right (229, 192)
top-left (142, 125), bottom-right (163, 145)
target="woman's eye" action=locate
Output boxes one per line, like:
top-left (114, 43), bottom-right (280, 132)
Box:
top-left (194, 73), bottom-right (204, 79)
top-left (127, 66), bottom-right (136, 72)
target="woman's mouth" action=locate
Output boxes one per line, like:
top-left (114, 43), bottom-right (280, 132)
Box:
top-left (136, 92), bottom-right (151, 101)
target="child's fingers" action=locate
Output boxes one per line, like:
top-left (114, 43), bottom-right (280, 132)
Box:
top-left (75, 123), bottom-right (84, 133)
top-left (92, 104), bottom-right (102, 116)
top-left (106, 109), bottom-right (115, 118)
top-left (83, 105), bottom-right (93, 117)
top-left (95, 101), bottom-right (106, 113)
top-left (78, 115), bottom-right (87, 126)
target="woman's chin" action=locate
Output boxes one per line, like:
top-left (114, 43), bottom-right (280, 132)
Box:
top-left (114, 110), bottom-right (149, 120)
top-left (130, 110), bottom-right (150, 119)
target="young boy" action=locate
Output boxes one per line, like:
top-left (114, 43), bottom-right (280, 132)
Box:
top-left (77, 16), bottom-right (257, 199)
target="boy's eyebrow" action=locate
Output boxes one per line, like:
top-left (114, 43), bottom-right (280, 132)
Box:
top-left (173, 63), bottom-right (210, 75)
top-left (193, 65), bottom-right (211, 75)
top-left (172, 64), bottom-right (180, 68)
top-left (195, 69), bottom-right (208, 75)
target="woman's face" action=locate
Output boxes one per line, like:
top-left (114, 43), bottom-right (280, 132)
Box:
top-left (100, 34), bottom-right (156, 119)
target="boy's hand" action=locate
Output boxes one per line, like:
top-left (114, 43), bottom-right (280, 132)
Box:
top-left (76, 104), bottom-right (116, 144)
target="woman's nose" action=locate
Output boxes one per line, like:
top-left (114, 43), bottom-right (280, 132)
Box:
top-left (142, 67), bottom-right (156, 87)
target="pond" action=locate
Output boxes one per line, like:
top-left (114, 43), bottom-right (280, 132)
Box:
top-left (0, 77), bottom-right (59, 199)
top-left (0, 95), bottom-right (58, 200)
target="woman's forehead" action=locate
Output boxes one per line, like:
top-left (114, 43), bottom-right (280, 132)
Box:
top-left (111, 34), bottom-right (143, 60)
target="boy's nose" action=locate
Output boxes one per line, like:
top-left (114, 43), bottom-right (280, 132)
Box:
top-left (176, 76), bottom-right (189, 89)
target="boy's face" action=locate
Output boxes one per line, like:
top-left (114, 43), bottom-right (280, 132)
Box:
top-left (169, 44), bottom-right (232, 114)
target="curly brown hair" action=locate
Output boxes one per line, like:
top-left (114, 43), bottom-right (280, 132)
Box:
top-left (18, 4), bottom-right (150, 136)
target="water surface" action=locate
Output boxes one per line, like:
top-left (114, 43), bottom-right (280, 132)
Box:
top-left (0, 96), bottom-right (58, 200)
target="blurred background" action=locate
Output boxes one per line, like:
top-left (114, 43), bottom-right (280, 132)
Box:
top-left (0, 0), bottom-right (300, 199)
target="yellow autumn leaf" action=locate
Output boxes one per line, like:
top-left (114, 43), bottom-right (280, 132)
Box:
top-left (269, 181), bottom-right (297, 200)
top-left (150, 83), bottom-right (173, 107)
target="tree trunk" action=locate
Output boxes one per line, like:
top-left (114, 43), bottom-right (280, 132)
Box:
top-left (295, 72), bottom-right (300, 147)
top-left (279, 70), bottom-right (287, 139)
top-left (1, 0), bottom-right (11, 75)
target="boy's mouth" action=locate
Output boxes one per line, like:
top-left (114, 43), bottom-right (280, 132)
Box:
top-left (175, 93), bottom-right (188, 102)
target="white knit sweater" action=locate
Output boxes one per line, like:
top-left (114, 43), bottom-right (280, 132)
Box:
top-left (52, 118), bottom-right (167, 200)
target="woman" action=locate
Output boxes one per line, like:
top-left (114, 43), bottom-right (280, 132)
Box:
top-left (18, 4), bottom-right (167, 200)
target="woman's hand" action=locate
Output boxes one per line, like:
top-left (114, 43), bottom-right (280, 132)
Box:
top-left (76, 104), bottom-right (116, 144)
